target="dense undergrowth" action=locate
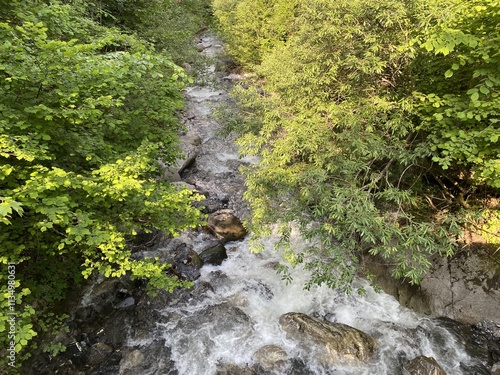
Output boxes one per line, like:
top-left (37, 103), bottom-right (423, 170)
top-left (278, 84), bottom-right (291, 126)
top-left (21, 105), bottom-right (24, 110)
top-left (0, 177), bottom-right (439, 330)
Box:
top-left (213, 0), bottom-right (500, 292)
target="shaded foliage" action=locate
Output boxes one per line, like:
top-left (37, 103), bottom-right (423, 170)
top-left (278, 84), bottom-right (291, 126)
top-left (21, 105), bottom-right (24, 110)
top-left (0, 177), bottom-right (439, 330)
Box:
top-left (85, 0), bottom-right (213, 65)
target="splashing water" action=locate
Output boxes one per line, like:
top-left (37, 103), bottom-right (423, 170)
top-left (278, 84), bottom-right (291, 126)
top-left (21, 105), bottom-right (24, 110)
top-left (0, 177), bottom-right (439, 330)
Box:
top-left (135, 232), bottom-right (475, 375)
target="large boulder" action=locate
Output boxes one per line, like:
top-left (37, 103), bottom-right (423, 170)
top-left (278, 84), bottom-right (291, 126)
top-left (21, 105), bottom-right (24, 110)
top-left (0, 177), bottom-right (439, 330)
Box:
top-left (279, 312), bottom-right (377, 364)
top-left (119, 349), bottom-right (144, 373)
top-left (207, 209), bottom-right (247, 242)
top-left (177, 302), bottom-right (252, 334)
top-left (403, 356), bottom-right (447, 375)
top-left (418, 249), bottom-right (500, 324)
top-left (177, 132), bottom-right (202, 174)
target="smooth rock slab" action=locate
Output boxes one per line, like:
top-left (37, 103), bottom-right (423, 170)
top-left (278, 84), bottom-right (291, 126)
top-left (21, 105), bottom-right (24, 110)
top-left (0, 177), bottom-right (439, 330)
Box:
top-left (279, 312), bottom-right (377, 364)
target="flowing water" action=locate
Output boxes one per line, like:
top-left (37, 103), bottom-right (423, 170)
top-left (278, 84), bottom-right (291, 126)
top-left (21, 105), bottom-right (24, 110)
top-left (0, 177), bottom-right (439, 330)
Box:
top-left (149, 237), bottom-right (476, 375)
top-left (122, 33), bottom-right (488, 375)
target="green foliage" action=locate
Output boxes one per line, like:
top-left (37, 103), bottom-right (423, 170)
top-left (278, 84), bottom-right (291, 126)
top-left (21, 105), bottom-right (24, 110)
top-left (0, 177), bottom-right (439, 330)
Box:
top-left (213, 0), bottom-right (498, 292)
top-left (412, 0), bottom-right (500, 188)
top-left (215, 85), bottom-right (266, 137)
top-left (477, 208), bottom-right (500, 244)
top-left (85, 0), bottom-right (213, 65)
top-left (213, 0), bottom-right (298, 66)
top-left (0, 0), bottom-right (205, 365)
top-left (37, 313), bottom-right (69, 358)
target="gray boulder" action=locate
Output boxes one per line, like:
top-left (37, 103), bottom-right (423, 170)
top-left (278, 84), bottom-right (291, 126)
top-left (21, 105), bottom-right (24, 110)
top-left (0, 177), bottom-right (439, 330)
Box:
top-left (176, 132), bottom-right (202, 174)
top-left (279, 312), bottom-right (377, 364)
top-left (214, 363), bottom-right (255, 375)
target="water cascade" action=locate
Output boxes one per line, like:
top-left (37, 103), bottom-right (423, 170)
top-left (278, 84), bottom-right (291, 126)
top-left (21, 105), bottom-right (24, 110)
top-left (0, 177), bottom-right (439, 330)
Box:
top-left (123, 33), bottom-right (487, 375)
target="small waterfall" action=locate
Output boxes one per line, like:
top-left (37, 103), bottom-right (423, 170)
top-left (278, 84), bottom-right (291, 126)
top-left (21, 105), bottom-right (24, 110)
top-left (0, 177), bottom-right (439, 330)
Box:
top-left (123, 31), bottom-right (486, 375)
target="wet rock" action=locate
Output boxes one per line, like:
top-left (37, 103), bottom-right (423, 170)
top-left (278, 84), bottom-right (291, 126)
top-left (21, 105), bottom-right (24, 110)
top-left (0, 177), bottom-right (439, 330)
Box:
top-left (87, 342), bottom-right (113, 366)
top-left (459, 362), bottom-right (492, 375)
top-left (252, 345), bottom-right (290, 373)
top-left (199, 242), bottom-right (228, 265)
top-left (476, 320), bottom-right (500, 366)
top-left (93, 352), bottom-right (122, 374)
top-left (119, 341), bottom-right (177, 375)
top-left (116, 296), bottom-right (135, 309)
top-left (178, 133), bottom-right (202, 172)
top-left (228, 294), bottom-right (249, 308)
top-left (364, 247), bottom-right (500, 324)
top-left (434, 317), bottom-right (493, 368)
top-left (214, 363), bottom-right (255, 375)
top-left (403, 356), bottom-right (447, 375)
top-left (279, 312), bottom-right (377, 364)
top-left (286, 359), bottom-right (316, 375)
top-left (84, 309), bottom-right (133, 349)
top-left (172, 243), bottom-right (203, 281)
top-left (207, 270), bottom-right (229, 290)
top-left (197, 195), bottom-right (229, 213)
top-left (68, 278), bottom-right (136, 352)
top-left (147, 280), bottom-right (214, 312)
top-left (207, 209), bottom-right (247, 242)
top-left (244, 281), bottom-right (274, 300)
top-left (172, 181), bottom-right (197, 191)
top-left (196, 42), bottom-right (212, 52)
top-left (181, 302), bottom-right (252, 334)
top-left (74, 279), bottom-right (126, 322)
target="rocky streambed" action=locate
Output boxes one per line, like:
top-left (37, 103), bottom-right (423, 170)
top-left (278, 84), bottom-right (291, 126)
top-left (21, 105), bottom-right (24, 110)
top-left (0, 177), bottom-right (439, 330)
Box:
top-left (25, 32), bottom-right (499, 375)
